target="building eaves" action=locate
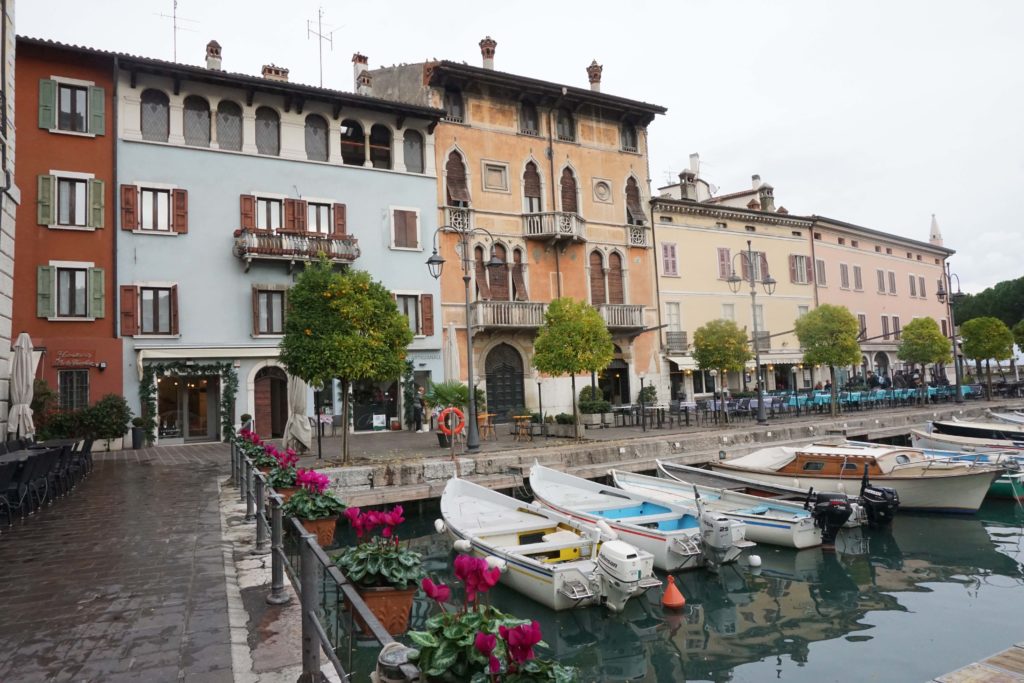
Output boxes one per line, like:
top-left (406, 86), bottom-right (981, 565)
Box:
top-left (651, 196), bottom-right (814, 228)
top-left (17, 35), bottom-right (445, 122)
top-left (811, 215), bottom-right (956, 255)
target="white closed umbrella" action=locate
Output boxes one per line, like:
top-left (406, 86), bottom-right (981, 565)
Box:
top-left (7, 333), bottom-right (35, 438)
top-left (443, 323), bottom-right (461, 381)
top-left (283, 374), bottom-right (313, 451)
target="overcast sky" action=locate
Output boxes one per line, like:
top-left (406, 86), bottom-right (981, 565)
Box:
top-left (19, 1), bottom-right (1024, 294)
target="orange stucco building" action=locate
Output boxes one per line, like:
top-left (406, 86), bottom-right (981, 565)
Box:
top-left (371, 38), bottom-right (666, 418)
top-left (12, 38), bottom-right (122, 411)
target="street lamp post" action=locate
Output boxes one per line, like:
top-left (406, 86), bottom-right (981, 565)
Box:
top-left (727, 239), bottom-right (777, 425)
top-left (936, 262), bottom-right (964, 404)
top-left (426, 224), bottom-right (503, 453)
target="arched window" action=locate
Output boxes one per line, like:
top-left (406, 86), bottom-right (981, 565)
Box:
top-left (511, 248), bottom-right (528, 301)
top-left (560, 167), bottom-right (578, 214)
top-left (140, 89), bottom-right (169, 142)
top-left (556, 108), bottom-right (575, 142)
top-left (369, 124), bottom-right (392, 169)
top-left (519, 101), bottom-right (539, 136)
top-left (523, 161), bottom-right (542, 213)
top-left (446, 151), bottom-right (470, 206)
top-left (216, 100), bottom-right (242, 151)
top-left (444, 88), bottom-right (464, 122)
top-left (625, 177), bottom-right (646, 225)
top-left (620, 123), bottom-right (638, 152)
top-left (304, 114), bottom-right (328, 161)
top-left (589, 251), bottom-right (606, 305)
top-left (474, 246), bottom-right (491, 300)
top-left (403, 130), bottom-right (424, 174)
top-left (183, 96), bottom-right (210, 147)
top-left (608, 252), bottom-right (624, 304)
top-left (488, 243), bottom-right (509, 301)
top-left (340, 119), bottom-right (365, 166)
top-left (255, 107), bottom-right (280, 156)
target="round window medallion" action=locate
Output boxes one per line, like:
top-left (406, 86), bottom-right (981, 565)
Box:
top-left (594, 181), bottom-right (611, 201)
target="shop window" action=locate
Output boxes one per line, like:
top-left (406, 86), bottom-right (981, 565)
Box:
top-left (58, 369), bottom-right (90, 411)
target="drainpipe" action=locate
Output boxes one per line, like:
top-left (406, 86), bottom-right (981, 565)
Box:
top-left (546, 106), bottom-right (562, 297)
top-left (808, 219), bottom-right (820, 307)
top-left (112, 57), bottom-right (120, 342)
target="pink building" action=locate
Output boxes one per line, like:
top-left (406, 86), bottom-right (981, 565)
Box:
top-left (810, 215), bottom-right (953, 384)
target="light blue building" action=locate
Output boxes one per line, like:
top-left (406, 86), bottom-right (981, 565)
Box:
top-left (115, 44), bottom-right (443, 443)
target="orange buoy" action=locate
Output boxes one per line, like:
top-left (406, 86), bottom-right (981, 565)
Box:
top-left (661, 575), bottom-right (685, 609)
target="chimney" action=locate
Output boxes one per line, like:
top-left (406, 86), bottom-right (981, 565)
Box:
top-left (751, 174), bottom-right (761, 190)
top-left (929, 214), bottom-right (944, 246)
top-left (261, 64), bottom-right (289, 82)
top-left (479, 36), bottom-right (497, 70)
top-left (587, 60), bottom-right (603, 92)
top-left (357, 70), bottom-right (373, 96)
top-left (205, 40), bottom-right (222, 70)
top-left (688, 152), bottom-right (700, 175)
top-left (352, 53), bottom-right (369, 89)
top-left (678, 170), bottom-right (697, 201)
top-left (758, 183), bottom-right (775, 212)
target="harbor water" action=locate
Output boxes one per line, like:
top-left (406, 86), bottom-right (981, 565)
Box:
top-left (378, 497), bottom-right (1024, 682)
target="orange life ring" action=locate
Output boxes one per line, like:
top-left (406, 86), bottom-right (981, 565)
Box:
top-left (437, 407), bottom-right (465, 436)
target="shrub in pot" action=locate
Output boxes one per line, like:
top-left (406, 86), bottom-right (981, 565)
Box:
top-left (637, 385), bottom-right (657, 405)
top-left (334, 505), bottom-right (424, 635)
top-left (131, 417), bottom-right (146, 450)
top-left (281, 469), bottom-right (345, 547)
top-left (578, 399), bottom-right (611, 427)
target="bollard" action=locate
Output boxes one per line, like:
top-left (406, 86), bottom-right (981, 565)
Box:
top-left (252, 474), bottom-right (268, 554)
top-left (240, 456), bottom-right (247, 503)
top-left (266, 496), bottom-right (291, 606)
top-left (297, 533), bottom-right (325, 683)
top-left (230, 442), bottom-right (237, 485)
top-left (244, 460), bottom-right (255, 522)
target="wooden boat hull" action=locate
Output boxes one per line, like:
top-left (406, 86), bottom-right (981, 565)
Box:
top-left (610, 469), bottom-right (821, 549)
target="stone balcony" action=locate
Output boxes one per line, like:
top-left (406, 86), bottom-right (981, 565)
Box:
top-left (596, 304), bottom-right (644, 329)
top-left (472, 301), bottom-right (547, 329)
top-left (233, 229), bottom-right (360, 272)
top-left (522, 212), bottom-right (586, 242)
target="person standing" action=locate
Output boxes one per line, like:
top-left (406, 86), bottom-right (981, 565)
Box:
top-left (414, 386), bottom-right (429, 433)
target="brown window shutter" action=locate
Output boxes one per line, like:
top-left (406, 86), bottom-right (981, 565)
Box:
top-left (789, 255), bottom-right (797, 283)
top-left (806, 258), bottom-right (814, 284)
top-left (474, 256), bottom-right (492, 300)
top-left (172, 189), bottom-right (188, 233)
top-left (488, 245), bottom-right (510, 301)
top-left (523, 162), bottom-right (541, 199)
top-left (589, 251), bottom-right (606, 304)
top-left (608, 253), bottom-right (624, 305)
top-left (120, 184), bottom-right (138, 230)
top-left (332, 203), bottom-right (347, 236)
top-left (717, 248), bottom-right (730, 280)
top-left (394, 210), bottom-right (418, 248)
top-left (740, 253), bottom-right (750, 281)
top-left (295, 200), bottom-right (308, 233)
top-left (420, 293), bottom-right (434, 336)
top-left (283, 198), bottom-right (297, 233)
top-left (511, 263), bottom-right (528, 301)
top-left (240, 194), bottom-right (256, 230)
top-left (759, 253), bottom-right (769, 279)
top-left (445, 152), bottom-right (471, 203)
top-left (119, 285), bottom-right (139, 336)
top-left (560, 168), bottom-right (578, 214)
top-left (252, 286), bottom-right (260, 336)
top-left (392, 209), bottom-right (406, 247)
top-left (170, 285), bottom-right (180, 335)
top-left (625, 178), bottom-right (645, 223)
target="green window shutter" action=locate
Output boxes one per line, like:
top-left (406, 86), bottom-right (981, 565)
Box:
top-left (88, 179), bottom-right (105, 228)
top-left (37, 175), bottom-right (55, 225)
top-left (89, 268), bottom-right (106, 319)
top-left (37, 266), bottom-right (55, 318)
top-left (38, 79), bottom-right (57, 129)
top-left (89, 86), bottom-right (105, 136)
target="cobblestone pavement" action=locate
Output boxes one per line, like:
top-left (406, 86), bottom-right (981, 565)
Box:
top-left (0, 445), bottom-right (232, 682)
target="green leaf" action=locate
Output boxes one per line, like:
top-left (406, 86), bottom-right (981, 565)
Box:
top-left (429, 640), bottom-right (459, 676)
top-left (408, 630), bottom-right (439, 649)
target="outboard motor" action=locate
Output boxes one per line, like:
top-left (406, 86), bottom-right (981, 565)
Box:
top-left (595, 540), bottom-right (658, 613)
top-left (859, 464), bottom-right (899, 528)
top-left (804, 488), bottom-right (853, 546)
top-left (699, 512), bottom-right (752, 570)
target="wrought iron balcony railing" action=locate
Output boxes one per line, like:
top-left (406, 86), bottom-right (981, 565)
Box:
top-left (233, 229), bottom-right (360, 271)
top-left (522, 212), bottom-right (586, 242)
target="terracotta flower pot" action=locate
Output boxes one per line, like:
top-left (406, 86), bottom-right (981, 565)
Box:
top-left (258, 466), bottom-right (273, 474)
top-left (301, 516), bottom-right (338, 547)
top-left (353, 585), bottom-right (417, 636)
top-left (275, 486), bottom-right (299, 503)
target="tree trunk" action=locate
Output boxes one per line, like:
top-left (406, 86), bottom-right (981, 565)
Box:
top-left (829, 365), bottom-right (838, 417)
top-left (986, 359), bottom-right (993, 400)
top-left (721, 369), bottom-right (729, 424)
top-left (340, 379), bottom-right (351, 466)
top-left (571, 374), bottom-right (581, 440)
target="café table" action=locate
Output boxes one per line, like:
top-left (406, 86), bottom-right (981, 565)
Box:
top-left (512, 415), bottom-right (533, 442)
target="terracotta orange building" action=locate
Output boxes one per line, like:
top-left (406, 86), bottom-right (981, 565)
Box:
top-left (371, 38), bottom-right (666, 418)
top-left (12, 38), bottom-right (122, 411)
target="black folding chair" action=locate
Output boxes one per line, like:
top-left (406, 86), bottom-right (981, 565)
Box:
top-left (0, 461), bottom-right (19, 526)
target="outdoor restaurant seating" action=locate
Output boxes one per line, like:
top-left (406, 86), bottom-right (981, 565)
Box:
top-left (0, 438), bottom-right (92, 528)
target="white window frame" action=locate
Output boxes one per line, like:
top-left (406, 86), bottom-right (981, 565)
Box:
top-left (480, 160), bottom-right (510, 193)
top-left (130, 180), bottom-right (179, 236)
top-left (393, 290), bottom-right (425, 338)
top-left (48, 169), bottom-right (96, 232)
top-left (389, 206), bottom-right (422, 252)
top-left (50, 75), bottom-right (97, 138)
top-left (665, 301), bottom-right (681, 332)
top-left (252, 192), bottom-right (286, 232)
top-left (58, 368), bottom-right (91, 411)
top-left (793, 255), bottom-right (809, 285)
top-left (721, 303), bottom-right (735, 321)
top-left (797, 305), bottom-right (809, 318)
top-left (47, 259), bottom-right (96, 322)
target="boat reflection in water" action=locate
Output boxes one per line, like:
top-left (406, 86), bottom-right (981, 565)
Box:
top-left (400, 501), bottom-right (1023, 682)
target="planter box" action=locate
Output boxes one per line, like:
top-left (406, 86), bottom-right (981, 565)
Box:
top-left (580, 413), bottom-right (603, 428)
top-left (549, 424), bottom-right (576, 438)
top-left (301, 516), bottom-right (338, 547)
top-left (98, 437), bottom-right (124, 452)
top-left (601, 413), bottom-right (614, 426)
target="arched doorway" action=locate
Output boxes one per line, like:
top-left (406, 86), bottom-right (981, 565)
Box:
top-left (254, 367), bottom-right (288, 438)
top-left (485, 344), bottom-right (524, 422)
top-left (599, 345), bottom-right (631, 405)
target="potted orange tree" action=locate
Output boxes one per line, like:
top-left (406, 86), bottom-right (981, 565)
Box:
top-left (282, 468), bottom-right (345, 547)
top-left (334, 506), bottom-right (424, 635)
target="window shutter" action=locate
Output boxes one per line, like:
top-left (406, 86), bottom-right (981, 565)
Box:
top-left (120, 184), bottom-right (138, 230)
top-left (37, 175), bottom-right (55, 225)
top-left (919, 276), bottom-right (926, 298)
top-left (119, 285), bottom-right (139, 336)
top-left (420, 294), bottom-right (434, 336)
top-left (475, 257), bottom-right (492, 300)
top-left (88, 268), bottom-right (105, 319)
top-left (240, 194), bottom-right (256, 230)
top-left (806, 258), bottom-right (815, 285)
top-left (607, 253), bottom-right (625, 305)
top-left (170, 285), bottom-right (180, 335)
top-left (523, 162), bottom-right (542, 199)
top-left (295, 200), bottom-right (307, 233)
top-left (759, 253), bottom-right (770, 279)
top-left (909, 275), bottom-right (916, 297)
top-left (511, 262), bottom-right (528, 301)
top-left (717, 248), bottom-right (730, 280)
top-left (172, 189), bottom-right (188, 233)
top-left (87, 179), bottom-right (105, 228)
top-left (788, 255), bottom-right (797, 283)
top-left (403, 210), bottom-right (418, 248)
top-left (740, 252), bottom-right (750, 281)
top-left (589, 251), bottom-right (606, 305)
top-left (38, 79), bottom-right (57, 129)
top-left (283, 198), bottom-right (298, 233)
top-left (445, 152), bottom-right (471, 203)
top-left (251, 287), bottom-right (261, 336)
top-left (332, 203), bottom-right (347, 236)
top-left (560, 168), bottom-right (578, 214)
top-left (88, 86), bottom-right (105, 136)
top-left (36, 266), bottom-right (55, 318)
top-left (625, 179), bottom-right (645, 223)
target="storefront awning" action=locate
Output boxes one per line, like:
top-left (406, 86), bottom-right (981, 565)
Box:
top-left (666, 356), bottom-right (698, 370)
top-left (136, 346), bottom-right (279, 379)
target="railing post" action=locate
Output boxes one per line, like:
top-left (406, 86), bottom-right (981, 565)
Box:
top-left (252, 474), bottom-right (268, 554)
top-left (240, 456), bottom-right (248, 502)
top-left (245, 460), bottom-right (255, 522)
top-left (266, 496), bottom-right (291, 605)
top-left (230, 441), bottom-right (237, 485)
top-left (297, 534), bottom-right (326, 683)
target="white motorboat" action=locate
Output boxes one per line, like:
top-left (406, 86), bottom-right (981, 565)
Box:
top-left (910, 427), bottom-right (1024, 453)
top-left (930, 418), bottom-right (1024, 443)
top-left (529, 464), bottom-right (753, 572)
top-left (439, 477), bottom-right (661, 612)
top-left (711, 442), bottom-right (1001, 513)
top-left (986, 410), bottom-right (1024, 426)
top-left (609, 469), bottom-right (822, 549)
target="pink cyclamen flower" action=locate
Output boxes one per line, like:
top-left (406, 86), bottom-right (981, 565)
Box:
top-left (454, 554), bottom-right (502, 603)
top-left (473, 632), bottom-right (500, 674)
top-left (296, 468), bottom-right (330, 494)
top-left (421, 578), bottom-right (451, 604)
top-left (499, 621), bottom-right (542, 664)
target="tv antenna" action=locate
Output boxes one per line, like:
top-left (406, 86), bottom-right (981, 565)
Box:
top-left (307, 7), bottom-right (341, 87)
top-left (156, 0), bottom-right (199, 63)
